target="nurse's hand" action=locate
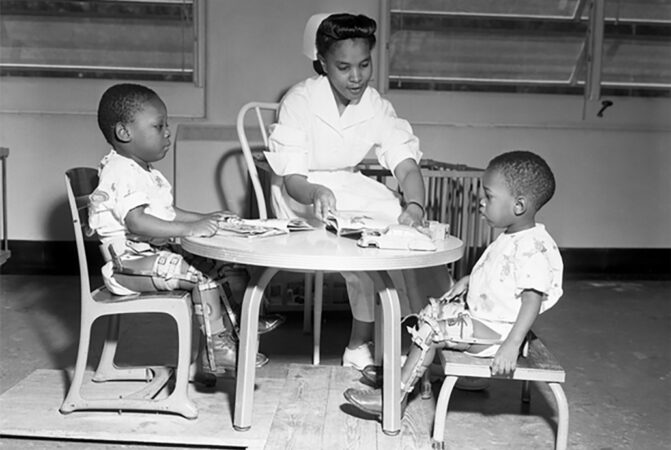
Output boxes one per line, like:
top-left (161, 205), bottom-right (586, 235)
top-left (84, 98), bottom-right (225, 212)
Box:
top-left (311, 185), bottom-right (336, 220)
top-left (398, 202), bottom-right (425, 228)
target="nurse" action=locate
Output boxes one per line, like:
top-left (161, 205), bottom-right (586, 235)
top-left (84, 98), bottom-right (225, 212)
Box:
top-left (266, 13), bottom-right (451, 370)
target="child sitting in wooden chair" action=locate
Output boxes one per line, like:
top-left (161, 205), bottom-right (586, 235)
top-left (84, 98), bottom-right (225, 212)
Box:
top-left (344, 150), bottom-right (564, 416)
top-left (90, 83), bottom-right (282, 376)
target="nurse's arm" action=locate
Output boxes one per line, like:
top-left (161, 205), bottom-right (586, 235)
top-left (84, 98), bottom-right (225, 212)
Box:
top-left (394, 158), bottom-right (425, 223)
top-left (284, 174), bottom-right (336, 219)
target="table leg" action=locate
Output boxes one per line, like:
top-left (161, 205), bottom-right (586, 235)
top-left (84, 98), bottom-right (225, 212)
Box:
top-left (234, 266), bottom-right (279, 431)
top-left (369, 270), bottom-right (402, 436)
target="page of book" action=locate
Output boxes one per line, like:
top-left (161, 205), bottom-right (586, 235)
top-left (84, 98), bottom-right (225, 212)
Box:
top-left (323, 210), bottom-right (392, 237)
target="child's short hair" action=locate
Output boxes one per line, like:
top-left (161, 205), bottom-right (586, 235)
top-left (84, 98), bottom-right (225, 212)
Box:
top-left (97, 83), bottom-right (158, 145)
top-left (313, 13), bottom-right (376, 74)
top-left (487, 150), bottom-right (556, 210)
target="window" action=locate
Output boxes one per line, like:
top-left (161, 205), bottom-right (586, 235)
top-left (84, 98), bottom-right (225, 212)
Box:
top-left (0, 0), bottom-right (203, 85)
top-left (385, 0), bottom-right (671, 97)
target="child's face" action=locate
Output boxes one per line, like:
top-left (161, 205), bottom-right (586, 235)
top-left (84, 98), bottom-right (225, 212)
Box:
top-left (319, 38), bottom-right (372, 107)
top-left (124, 96), bottom-right (170, 166)
top-left (480, 168), bottom-right (517, 229)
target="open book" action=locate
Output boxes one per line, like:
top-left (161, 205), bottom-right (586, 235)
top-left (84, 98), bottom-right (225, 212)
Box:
top-left (323, 211), bottom-right (391, 237)
top-left (217, 217), bottom-right (313, 238)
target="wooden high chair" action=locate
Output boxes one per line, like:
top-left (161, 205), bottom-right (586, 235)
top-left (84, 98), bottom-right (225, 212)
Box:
top-left (59, 168), bottom-right (197, 419)
top-left (237, 102), bottom-right (327, 365)
top-left (431, 331), bottom-right (569, 449)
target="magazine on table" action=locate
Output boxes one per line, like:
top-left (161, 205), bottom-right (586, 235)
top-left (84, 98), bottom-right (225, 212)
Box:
top-left (323, 210), bottom-right (391, 237)
top-left (323, 210), bottom-right (450, 251)
top-left (217, 216), bottom-right (313, 238)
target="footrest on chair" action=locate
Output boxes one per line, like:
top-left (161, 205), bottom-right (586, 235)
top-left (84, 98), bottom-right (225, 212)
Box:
top-left (124, 366), bottom-right (173, 399)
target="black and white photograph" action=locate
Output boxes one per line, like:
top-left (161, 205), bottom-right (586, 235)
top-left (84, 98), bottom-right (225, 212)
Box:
top-left (0, 1), bottom-right (669, 449)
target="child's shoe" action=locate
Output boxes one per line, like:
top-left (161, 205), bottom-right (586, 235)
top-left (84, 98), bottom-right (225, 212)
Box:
top-left (343, 388), bottom-right (407, 418)
top-left (360, 355), bottom-right (409, 387)
top-left (342, 342), bottom-right (374, 371)
top-left (256, 313), bottom-right (286, 335)
top-left (201, 331), bottom-right (269, 375)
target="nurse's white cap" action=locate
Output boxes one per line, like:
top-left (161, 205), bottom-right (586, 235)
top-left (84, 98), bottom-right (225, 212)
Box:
top-left (302, 13), bottom-right (333, 61)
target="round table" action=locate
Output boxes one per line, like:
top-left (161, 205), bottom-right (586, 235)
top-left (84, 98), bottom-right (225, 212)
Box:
top-left (183, 226), bottom-right (463, 435)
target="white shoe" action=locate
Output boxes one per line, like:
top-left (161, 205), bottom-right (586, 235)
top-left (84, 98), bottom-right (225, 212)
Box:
top-left (342, 342), bottom-right (374, 371)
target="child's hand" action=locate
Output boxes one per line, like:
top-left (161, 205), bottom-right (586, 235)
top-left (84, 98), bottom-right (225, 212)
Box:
top-left (441, 275), bottom-right (469, 301)
top-left (189, 217), bottom-right (219, 237)
top-left (311, 185), bottom-right (336, 220)
top-left (490, 340), bottom-right (519, 376)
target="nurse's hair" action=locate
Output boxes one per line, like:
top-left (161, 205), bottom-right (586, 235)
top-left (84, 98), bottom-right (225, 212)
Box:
top-left (98, 83), bottom-right (158, 145)
top-left (487, 150), bottom-right (556, 211)
top-left (313, 13), bottom-right (377, 75)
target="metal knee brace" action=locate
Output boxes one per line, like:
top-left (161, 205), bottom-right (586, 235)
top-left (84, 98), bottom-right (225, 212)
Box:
top-left (403, 315), bottom-right (442, 394)
top-left (424, 297), bottom-right (473, 343)
top-left (402, 298), bottom-right (471, 394)
top-left (150, 252), bottom-right (200, 290)
top-left (192, 280), bottom-right (221, 371)
top-left (110, 248), bottom-right (201, 290)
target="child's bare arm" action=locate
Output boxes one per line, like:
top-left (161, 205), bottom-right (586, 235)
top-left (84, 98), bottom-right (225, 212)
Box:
top-left (173, 206), bottom-right (235, 222)
top-left (441, 275), bottom-right (470, 301)
top-left (173, 207), bottom-right (206, 222)
top-left (125, 206), bottom-right (218, 238)
top-left (490, 289), bottom-right (542, 376)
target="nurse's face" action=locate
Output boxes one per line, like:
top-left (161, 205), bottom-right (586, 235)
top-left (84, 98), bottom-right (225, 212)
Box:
top-left (319, 38), bottom-right (373, 107)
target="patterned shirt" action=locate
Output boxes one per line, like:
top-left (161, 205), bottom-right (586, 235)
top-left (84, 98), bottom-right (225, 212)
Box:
top-left (89, 149), bottom-right (175, 252)
top-left (466, 224), bottom-right (564, 323)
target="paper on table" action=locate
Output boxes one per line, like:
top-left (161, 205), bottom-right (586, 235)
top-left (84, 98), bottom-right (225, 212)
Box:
top-left (323, 210), bottom-right (391, 237)
top-left (217, 217), bottom-right (313, 238)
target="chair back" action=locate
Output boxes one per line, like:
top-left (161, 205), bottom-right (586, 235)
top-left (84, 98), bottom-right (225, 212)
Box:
top-left (236, 102), bottom-right (279, 219)
top-left (65, 167), bottom-right (99, 296)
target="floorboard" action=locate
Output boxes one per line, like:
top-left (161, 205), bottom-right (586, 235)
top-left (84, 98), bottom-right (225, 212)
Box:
top-left (264, 364), bottom-right (331, 450)
top-left (2, 276), bottom-right (670, 449)
top-left (322, 366), bottom-right (378, 450)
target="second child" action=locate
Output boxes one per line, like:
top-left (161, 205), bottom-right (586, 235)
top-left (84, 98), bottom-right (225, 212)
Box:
top-left (344, 150), bottom-right (564, 416)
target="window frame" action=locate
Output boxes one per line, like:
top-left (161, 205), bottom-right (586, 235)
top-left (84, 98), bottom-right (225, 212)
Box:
top-left (0, 0), bottom-right (206, 118)
top-left (378, 0), bottom-right (671, 100)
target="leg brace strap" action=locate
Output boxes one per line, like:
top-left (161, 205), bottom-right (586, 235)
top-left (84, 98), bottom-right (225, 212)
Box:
top-left (109, 246), bottom-right (201, 289)
top-left (218, 283), bottom-right (240, 339)
top-left (403, 322), bottom-right (438, 394)
top-left (192, 281), bottom-right (219, 371)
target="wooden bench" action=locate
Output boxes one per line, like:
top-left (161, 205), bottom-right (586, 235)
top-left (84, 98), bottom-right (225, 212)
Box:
top-left (432, 331), bottom-right (568, 449)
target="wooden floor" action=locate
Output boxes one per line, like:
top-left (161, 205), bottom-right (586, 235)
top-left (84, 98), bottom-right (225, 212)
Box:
top-left (1, 364), bottom-right (564, 450)
top-left (0, 365), bottom-right (440, 450)
top-left (1, 275), bottom-right (670, 449)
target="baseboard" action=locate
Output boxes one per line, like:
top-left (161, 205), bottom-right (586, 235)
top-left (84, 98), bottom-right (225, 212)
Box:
top-left (0, 240), bottom-right (105, 276)
top-left (1, 240), bottom-right (669, 279)
top-left (560, 247), bottom-right (671, 280)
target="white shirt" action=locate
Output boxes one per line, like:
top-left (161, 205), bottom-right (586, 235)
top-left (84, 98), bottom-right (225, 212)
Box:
top-left (89, 149), bottom-right (176, 251)
top-left (266, 75), bottom-right (422, 220)
top-left (267, 75), bottom-right (421, 175)
top-left (467, 224), bottom-right (564, 324)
